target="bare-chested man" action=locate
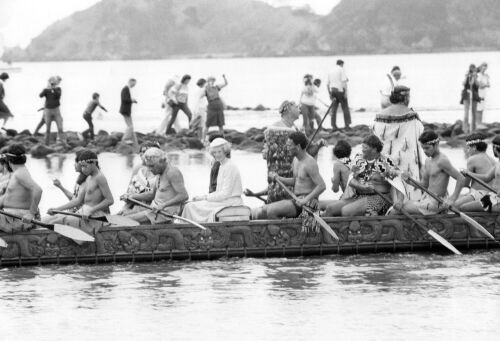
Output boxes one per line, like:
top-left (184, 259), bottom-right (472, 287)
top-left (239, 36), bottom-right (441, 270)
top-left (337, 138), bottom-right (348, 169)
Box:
top-left (325, 135), bottom-right (401, 217)
top-left (122, 148), bottom-right (188, 224)
top-left (460, 135), bottom-right (500, 212)
top-left (455, 133), bottom-right (495, 208)
top-left (252, 131), bottom-right (325, 222)
top-left (45, 150), bottom-right (114, 233)
top-left (0, 144), bottom-right (42, 232)
top-left (394, 130), bottom-right (466, 214)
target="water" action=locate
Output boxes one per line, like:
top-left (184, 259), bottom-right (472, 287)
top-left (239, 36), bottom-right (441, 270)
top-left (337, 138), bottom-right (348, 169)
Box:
top-left (0, 253), bottom-right (499, 340)
top-left (3, 52), bottom-right (500, 340)
top-left (2, 51), bottom-right (500, 133)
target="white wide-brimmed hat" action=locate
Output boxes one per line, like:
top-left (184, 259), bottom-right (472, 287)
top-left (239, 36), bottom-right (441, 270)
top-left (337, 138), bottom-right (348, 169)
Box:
top-left (210, 137), bottom-right (229, 148)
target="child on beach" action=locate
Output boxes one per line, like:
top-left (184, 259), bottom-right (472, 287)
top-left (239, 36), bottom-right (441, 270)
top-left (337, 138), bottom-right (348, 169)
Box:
top-left (82, 93), bottom-right (107, 141)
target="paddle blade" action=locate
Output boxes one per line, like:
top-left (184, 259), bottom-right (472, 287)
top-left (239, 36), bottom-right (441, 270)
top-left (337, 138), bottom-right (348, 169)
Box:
top-left (427, 229), bottom-right (462, 255)
top-left (459, 212), bottom-right (496, 241)
top-left (53, 224), bottom-right (95, 242)
top-left (310, 210), bottom-right (339, 241)
top-left (0, 237), bottom-right (7, 248)
top-left (105, 215), bottom-right (140, 226)
top-left (173, 215), bottom-right (207, 230)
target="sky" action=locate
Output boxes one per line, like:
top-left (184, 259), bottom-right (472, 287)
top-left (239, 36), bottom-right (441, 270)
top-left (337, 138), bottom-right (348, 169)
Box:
top-left (0, 0), bottom-right (340, 48)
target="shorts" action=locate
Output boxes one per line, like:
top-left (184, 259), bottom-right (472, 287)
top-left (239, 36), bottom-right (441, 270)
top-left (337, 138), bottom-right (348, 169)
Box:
top-left (353, 193), bottom-right (391, 216)
top-left (293, 195), bottom-right (320, 233)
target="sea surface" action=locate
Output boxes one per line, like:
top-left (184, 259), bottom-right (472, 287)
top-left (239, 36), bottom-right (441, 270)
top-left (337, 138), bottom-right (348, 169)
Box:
top-left (2, 52), bottom-right (500, 340)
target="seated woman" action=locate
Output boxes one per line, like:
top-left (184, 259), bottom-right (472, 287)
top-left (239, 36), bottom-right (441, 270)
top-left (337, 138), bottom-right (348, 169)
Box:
top-left (119, 141), bottom-right (160, 215)
top-left (182, 138), bottom-right (243, 222)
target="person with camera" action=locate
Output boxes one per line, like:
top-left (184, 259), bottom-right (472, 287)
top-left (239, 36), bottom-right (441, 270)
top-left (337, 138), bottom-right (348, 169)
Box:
top-left (327, 59), bottom-right (351, 131)
top-left (39, 75), bottom-right (65, 145)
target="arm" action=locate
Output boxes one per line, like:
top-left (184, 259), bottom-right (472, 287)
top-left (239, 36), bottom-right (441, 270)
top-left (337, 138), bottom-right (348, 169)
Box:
top-left (468, 166), bottom-right (495, 183)
top-left (54, 87), bottom-right (62, 100)
top-left (17, 172), bottom-right (42, 216)
top-left (86, 175), bottom-right (114, 215)
top-left (53, 179), bottom-right (73, 201)
top-left (274, 174), bottom-right (295, 186)
top-left (52, 182), bottom-right (86, 212)
top-left (218, 75), bottom-right (228, 89)
top-left (121, 87), bottom-right (132, 104)
top-left (98, 103), bottom-right (108, 112)
top-left (129, 189), bottom-right (155, 203)
top-left (349, 178), bottom-right (373, 193)
top-left (157, 168), bottom-right (189, 209)
top-left (39, 89), bottom-right (46, 98)
top-left (331, 163), bottom-right (342, 193)
top-left (439, 158), bottom-right (466, 202)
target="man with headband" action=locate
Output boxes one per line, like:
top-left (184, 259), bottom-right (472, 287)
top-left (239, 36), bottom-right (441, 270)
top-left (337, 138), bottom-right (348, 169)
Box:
top-left (394, 130), bottom-right (466, 215)
top-left (459, 135), bottom-right (500, 212)
top-left (46, 150), bottom-right (114, 234)
top-left (455, 133), bottom-right (495, 209)
top-left (0, 144), bottom-right (43, 232)
top-left (122, 148), bottom-right (188, 224)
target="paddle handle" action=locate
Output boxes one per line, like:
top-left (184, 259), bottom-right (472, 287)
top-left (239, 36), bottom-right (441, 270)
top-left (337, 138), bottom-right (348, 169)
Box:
top-left (463, 172), bottom-right (496, 193)
top-left (0, 209), bottom-right (53, 230)
top-left (305, 98), bottom-right (335, 150)
top-left (50, 210), bottom-right (105, 222)
top-left (406, 177), bottom-right (459, 215)
top-left (244, 189), bottom-right (267, 203)
top-left (275, 178), bottom-right (298, 201)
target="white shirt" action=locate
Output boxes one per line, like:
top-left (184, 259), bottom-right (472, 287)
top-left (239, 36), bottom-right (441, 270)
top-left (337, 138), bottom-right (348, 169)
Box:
top-left (300, 84), bottom-right (317, 106)
top-left (381, 73), bottom-right (408, 97)
top-left (327, 65), bottom-right (348, 90)
top-left (206, 159), bottom-right (243, 202)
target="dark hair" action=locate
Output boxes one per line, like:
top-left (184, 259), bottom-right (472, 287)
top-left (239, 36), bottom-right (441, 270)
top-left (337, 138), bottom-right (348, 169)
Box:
top-left (333, 140), bottom-right (351, 159)
top-left (6, 144), bottom-right (27, 164)
top-left (196, 78), bottom-right (206, 87)
top-left (78, 149), bottom-right (99, 169)
top-left (181, 74), bottom-right (191, 84)
top-left (466, 133), bottom-right (487, 152)
top-left (492, 135), bottom-right (500, 156)
top-left (74, 150), bottom-right (88, 185)
top-left (468, 64), bottom-right (476, 73)
top-left (129, 78), bottom-right (136, 82)
top-left (140, 141), bottom-right (161, 152)
top-left (391, 66), bottom-right (400, 73)
top-left (0, 72), bottom-right (9, 81)
top-left (92, 92), bottom-right (99, 100)
top-left (363, 135), bottom-right (383, 153)
top-left (419, 130), bottom-right (439, 144)
top-left (304, 78), bottom-right (312, 86)
top-left (336, 59), bottom-right (344, 66)
top-left (313, 79), bottom-right (321, 87)
top-left (288, 131), bottom-right (308, 150)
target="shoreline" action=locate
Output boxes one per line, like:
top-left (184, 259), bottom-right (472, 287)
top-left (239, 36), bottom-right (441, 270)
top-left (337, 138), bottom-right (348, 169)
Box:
top-left (2, 120), bottom-right (494, 158)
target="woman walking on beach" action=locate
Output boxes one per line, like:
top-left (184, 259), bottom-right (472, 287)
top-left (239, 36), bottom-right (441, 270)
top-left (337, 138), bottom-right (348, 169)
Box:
top-left (460, 64), bottom-right (480, 133)
top-left (82, 92), bottom-right (107, 141)
top-left (299, 74), bottom-right (317, 136)
top-left (476, 62), bottom-right (490, 128)
top-left (204, 75), bottom-right (228, 139)
top-left (165, 74), bottom-right (193, 134)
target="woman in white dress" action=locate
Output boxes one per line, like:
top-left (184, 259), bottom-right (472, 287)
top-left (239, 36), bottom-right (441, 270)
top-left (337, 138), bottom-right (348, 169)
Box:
top-left (476, 62), bottom-right (490, 128)
top-left (182, 138), bottom-right (243, 222)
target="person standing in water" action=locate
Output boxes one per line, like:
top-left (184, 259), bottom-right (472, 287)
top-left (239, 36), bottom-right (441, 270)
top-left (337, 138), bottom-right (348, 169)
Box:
top-left (166, 74), bottom-right (193, 134)
top-left (39, 76), bottom-right (65, 145)
top-left (476, 62), bottom-right (490, 128)
top-left (204, 75), bottom-right (228, 140)
top-left (82, 92), bottom-right (107, 141)
top-left (0, 72), bottom-right (14, 127)
top-left (119, 78), bottom-right (138, 147)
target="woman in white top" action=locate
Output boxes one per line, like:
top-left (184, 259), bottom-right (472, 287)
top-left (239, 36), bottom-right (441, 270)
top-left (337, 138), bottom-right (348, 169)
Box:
top-left (299, 75), bottom-right (318, 136)
top-left (189, 78), bottom-right (208, 140)
top-left (182, 138), bottom-right (243, 222)
top-left (166, 74), bottom-right (193, 134)
top-left (156, 76), bottom-right (181, 134)
top-left (476, 62), bottom-right (490, 127)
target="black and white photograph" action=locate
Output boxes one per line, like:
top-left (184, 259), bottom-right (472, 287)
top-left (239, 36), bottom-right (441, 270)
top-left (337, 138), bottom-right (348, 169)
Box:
top-left (0, 0), bottom-right (499, 340)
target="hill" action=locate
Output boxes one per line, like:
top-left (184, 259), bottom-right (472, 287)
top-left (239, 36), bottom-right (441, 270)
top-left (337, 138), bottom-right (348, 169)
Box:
top-left (3, 0), bottom-right (500, 61)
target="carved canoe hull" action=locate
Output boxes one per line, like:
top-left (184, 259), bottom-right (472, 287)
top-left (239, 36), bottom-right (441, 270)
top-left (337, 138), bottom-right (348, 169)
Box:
top-left (1, 213), bottom-right (499, 267)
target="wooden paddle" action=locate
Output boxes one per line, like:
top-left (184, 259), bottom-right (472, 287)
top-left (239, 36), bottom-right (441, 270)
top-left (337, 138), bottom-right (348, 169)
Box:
top-left (462, 170), bottom-right (497, 193)
top-left (305, 98), bottom-right (336, 150)
top-left (244, 188), bottom-right (267, 203)
top-left (373, 189), bottom-right (462, 255)
top-left (406, 177), bottom-right (496, 241)
top-left (0, 210), bottom-right (94, 242)
top-left (123, 197), bottom-right (207, 230)
top-left (0, 236), bottom-right (7, 248)
top-left (50, 210), bottom-right (140, 226)
top-left (275, 178), bottom-right (339, 240)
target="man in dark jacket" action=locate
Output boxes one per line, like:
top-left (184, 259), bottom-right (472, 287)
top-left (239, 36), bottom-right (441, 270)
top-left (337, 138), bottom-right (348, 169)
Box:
top-left (120, 78), bottom-right (138, 147)
top-left (0, 72), bottom-right (13, 127)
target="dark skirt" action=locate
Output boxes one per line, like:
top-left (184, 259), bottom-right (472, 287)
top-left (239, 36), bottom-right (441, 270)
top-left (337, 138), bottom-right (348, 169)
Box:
top-left (0, 99), bottom-right (12, 117)
top-left (206, 99), bottom-right (225, 127)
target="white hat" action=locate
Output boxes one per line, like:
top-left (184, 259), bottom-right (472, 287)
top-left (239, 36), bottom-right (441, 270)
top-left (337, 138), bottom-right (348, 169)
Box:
top-left (210, 137), bottom-right (229, 148)
top-left (143, 147), bottom-right (165, 163)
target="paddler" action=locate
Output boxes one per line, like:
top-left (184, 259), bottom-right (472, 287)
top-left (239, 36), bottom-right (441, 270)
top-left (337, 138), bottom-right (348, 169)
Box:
top-left (393, 130), bottom-right (466, 215)
top-left (45, 150), bottom-right (114, 232)
top-left (252, 131), bottom-right (326, 233)
top-left (0, 144), bottom-right (43, 232)
top-left (325, 134), bottom-right (402, 216)
top-left (121, 148), bottom-right (188, 224)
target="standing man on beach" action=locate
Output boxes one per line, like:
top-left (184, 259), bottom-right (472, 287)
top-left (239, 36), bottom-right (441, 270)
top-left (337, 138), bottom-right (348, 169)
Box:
top-left (39, 76), bottom-right (65, 145)
top-left (0, 72), bottom-right (13, 127)
top-left (120, 78), bottom-right (138, 147)
top-left (327, 59), bottom-right (351, 131)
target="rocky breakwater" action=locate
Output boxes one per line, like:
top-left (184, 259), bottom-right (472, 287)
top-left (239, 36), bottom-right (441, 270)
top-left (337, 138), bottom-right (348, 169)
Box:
top-left (0, 120), bottom-right (497, 158)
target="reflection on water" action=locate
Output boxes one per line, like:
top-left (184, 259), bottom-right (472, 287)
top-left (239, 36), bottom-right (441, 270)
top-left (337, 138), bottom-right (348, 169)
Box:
top-left (1, 252), bottom-right (499, 340)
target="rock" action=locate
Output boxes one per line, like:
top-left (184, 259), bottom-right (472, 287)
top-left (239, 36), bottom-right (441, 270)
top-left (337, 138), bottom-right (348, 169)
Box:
top-left (182, 137), bottom-right (204, 149)
top-left (252, 133), bottom-right (265, 142)
top-left (253, 104), bottom-right (268, 111)
top-left (19, 129), bottom-right (32, 136)
top-left (30, 144), bottom-right (56, 158)
top-left (97, 130), bottom-right (109, 137)
top-left (355, 108), bottom-right (366, 112)
top-left (225, 130), bottom-right (247, 145)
